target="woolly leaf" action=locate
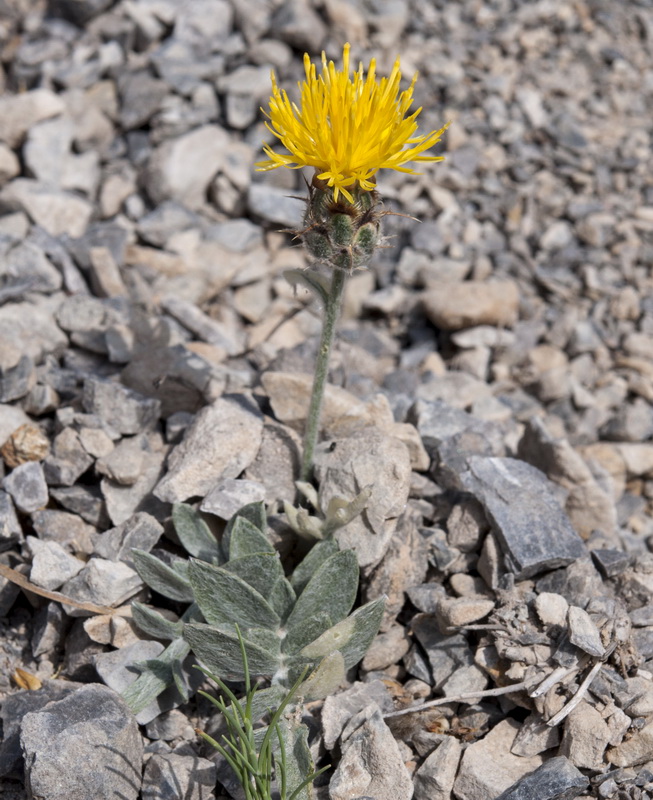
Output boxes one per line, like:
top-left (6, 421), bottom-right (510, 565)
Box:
top-left (131, 603), bottom-right (183, 641)
top-left (131, 549), bottom-right (194, 602)
top-left (122, 638), bottom-right (190, 715)
top-left (184, 623), bottom-right (278, 680)
top-left (300, 597), bottom-right (385, 669)
top-left (228, 516), bottom-right (275, 560)
top-left (290, 538), bottom-right (339, 594)
top-left (298, 650), bottom-right (346, 702)
top-left (283, 611), bottom-right (333, 654)
top-left (285, 549), bottom-right (358, 632)
top-left (172, 503), bottom-right (221, 562)
top-left (188, 559), bottom-right (280, 630)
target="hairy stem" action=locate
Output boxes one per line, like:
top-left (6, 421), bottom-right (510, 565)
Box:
top-left (301, 268), bottom-right (347, 483)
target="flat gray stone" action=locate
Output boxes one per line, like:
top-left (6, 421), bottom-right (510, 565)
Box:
top-left (321, 680), bottom-right (394, 751)
top-left (414, 736), bottom-right (462, 800)
top-left (495, 756), bottom-right (589, 800)
top-left (3, 461), bottom-right (48, 514)
top-left (154, 393), bottom-right (263, 504)
top-left (20, 683), bottom-right (143, 800)
top-left (329, 706), bottom-right (413, 800)
top-left (43, 428), bottom-right (94, 487)
top-left (26, 536), bottom-right (85, 590)
top-left (314, 427), bottom-right (412, 570)
top-left (83, 377), bottom-right (161, 436)
top-left (567, 605), bottom-right (605, 658)
top-left (201, 477), bottom-right (267, 520)
top-left (459, 456), bottom-right (586, 579)
top-left (93, 512), bottom-right (163, 566)
top-left (60, 558), bottom-right (143, 616)
top-left (141, 752), bottom-right (216, 800)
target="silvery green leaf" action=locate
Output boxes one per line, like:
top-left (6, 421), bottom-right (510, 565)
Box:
top-left (122, 638), bottom-right (190, 714)
top-left (222, 502), bottom-right (268, 558)
top-left (188, 559), bottom-right (280, 630)
top-left (290, 539), bottom-right (339, 594)
top-left (171, 657), bottom-right (189, 702)
top-left (131, 549), bottom-right (194, 602)
top-left (223, 552), bottom-right (283, 598)
top-left (322, 485), bottom-right (373, 537)
top-left (283, 268), bottom-right (329, 305)
top-left (298, 650), bottom-right (346, 702)
top-left (268, 574), bottom-right (296, 622)
top-left (228, 518), bottom-right (275, 560)
top-left (286, 550), bottom-right (358, 631)
top-left (131, 602), bottom-right (183, 641)
top-left (300, 596), bottom-right (385, 670)
top-left (171, 559), bottom-right (190, 581)
top-left (172, 503), bottom-right (221, 562)
top-left (184, 623), bottom-right (279, 680)
top-left (283, 611), bottom-right (333, 654)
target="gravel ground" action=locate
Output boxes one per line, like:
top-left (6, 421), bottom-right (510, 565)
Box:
top-left (1, 0), bottom-right (653, 798)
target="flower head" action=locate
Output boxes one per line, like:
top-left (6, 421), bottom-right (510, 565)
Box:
top-left (256, 43), bottom-right (449, 203)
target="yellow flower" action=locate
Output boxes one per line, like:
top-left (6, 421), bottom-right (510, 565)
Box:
top-left (256, 43), bottom-right (449, 203)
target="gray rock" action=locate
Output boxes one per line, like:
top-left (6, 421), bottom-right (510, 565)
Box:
top-left (96, 435), bottom-right (148, 486)
top-left (136, 201), bottom-right (199, 248)
top-left (606, 718), bottom-right (653, 767)
top-left (31, 602), bottom-right (67, 658)
top-left (591, 549), bottom-right (631, 579)
top-left (93, 512), bottom-right (163, 565)
top-left (247, 182), bottom-right (304, 227)
top-left (453, 720), bottom-right (545, 800)
top-left (559, 701), bottom-right (611, 770)
top-left (43, 428), bottom-right (94, 486)
top-left (0, 294), bottom-right (68, 363)
top-left (459, 457), bottom-right (586, 579)
top-left (329, 706), bottom-right (413, 800)
top-left (83, 376), bottom-right (161, 435)
top-left (0, 679), bottom-right (81, 780)
top-left (314, 427), bottom-right (412, 570)
top-left (321, 680), bottom-right (394, 751)
top-left (0, 178), bottom-right (92, 237)
top-left (31, 508), bottom-right (96, 554)
top-left (5, 240), bottom-right (62, 293)
top-left (101, 434), bottom-right (168, 525)
top-left (50, 484), bottom-right (109, 532)
top-left (60, 558), bottom-right (143, 616)
top-left (161, 295), bottom-right (241, 354)
top-left (145, 124), bottom-right (230, 209)
top-left (495, 756), bottom-right (589, 800)
top-left (270, 0), bottom-right (327, 52)
top-left (243, 420), bottom-right (302, 504)
top-left (27, 536), bottom-right (85, 590)
top-left (3, 461), bottom-right (48, 513)
top-left (154, 393), bottom-right (263, 503)
top-left (413, 736), bottom-right (462, 800)
top-left (510, 713), bottom-right (561, 757)
top-left (0, 489), bottom-right (22, 548)
top-left (0, 344), bottom-right (35, 403)
top-left (20, 683), bottom-right (143, 800)
top-left (118, 70), bottom-right (169, 130)
top-left (201, 478), bottom-right (267, 520)
top-left (567, 605), bottom-right (605, 658)
top-left (411, 615), bottom-right (472, 689)
top-left (0, 89), bottom-right (64, 148)
top-left (144, 709), bottom-right (194, 742)
top-left (141, 752), bottom-right (216, 800)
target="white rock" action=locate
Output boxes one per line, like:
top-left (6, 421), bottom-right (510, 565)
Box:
top-left (0, 89), bottom-right (64, 148)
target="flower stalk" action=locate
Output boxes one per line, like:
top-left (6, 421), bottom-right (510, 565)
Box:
top-left (300, 265), bottom-right (346, 482)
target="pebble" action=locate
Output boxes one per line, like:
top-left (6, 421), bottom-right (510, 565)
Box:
top-left (83, 377), bottom-right (161, 436)
top-left (93, 512), bottom-right (163, 565)
top-left (3, 461), bottom-right (48, 513)
top-left (0, 178), bottom-right (92, 237)
top-left (154, 393), bottom-right (262, 503)
top-left (453, 720), bottom-right (545, 800)
top-left (61, 558), bottom-right (143, 616)
top-left (200, 477), bottom-right (267, 520)
top-left (559, 701), bottom-right (612, 770)
top-left (26, 536), bottom-right (85, 590)
top-left (413, 737), bottom-right (462, 800)
top-left (0, 423), bottom-right (50, 467)
top-left (329, 706), bottom-right (414, 800)
top-left (422, 280), bottom-right (520, 331)
top-left (141, 752), bottom-right (216, 800)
